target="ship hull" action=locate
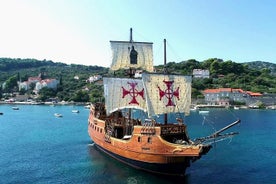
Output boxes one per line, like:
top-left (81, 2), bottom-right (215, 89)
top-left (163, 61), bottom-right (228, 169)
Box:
top-left (93, 142), bottom-right (189, 176)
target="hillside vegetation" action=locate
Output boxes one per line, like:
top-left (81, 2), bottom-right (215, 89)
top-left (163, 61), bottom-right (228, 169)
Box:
top-left (1, 57), bottom-right (276, 102)
top-left (0, 58), bottom-right (108, 102)
top-left (154, 58), bottom-right (276, 98)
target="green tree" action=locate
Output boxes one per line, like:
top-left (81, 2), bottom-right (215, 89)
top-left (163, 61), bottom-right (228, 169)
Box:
top-left (29, 83), bottom-right (36, 90)
top-left (210, 60), bottom-right (220, 76)
top-left (70, 90), bottom-right (89, 102)
top-left (4, 75), bottom-right (18, 92)
top-left (38, 87), bottom-right (57, 101)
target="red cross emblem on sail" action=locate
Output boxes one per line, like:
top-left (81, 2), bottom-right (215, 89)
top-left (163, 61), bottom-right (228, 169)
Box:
top-left (158, 80), bottom-right (180, 106)
top-left (122, 82), bottom-right (144, 105)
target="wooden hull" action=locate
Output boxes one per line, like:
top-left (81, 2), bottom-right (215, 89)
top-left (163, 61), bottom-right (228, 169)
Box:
top-left (94, 143), bottom-right (190, 176)
top-left (88, 105), bottom-right (211, 176)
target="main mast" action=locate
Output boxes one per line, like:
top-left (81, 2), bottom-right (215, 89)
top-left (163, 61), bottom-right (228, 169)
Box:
top-left (130, 28), bottom-right (133, 42)
top-left (128, 28), bottom-right (134, 119)
top-left (128, 28), bottom-right (136, 78)
top-left (163, 39), bottom-right (167, 73)
top-left (163, 39), bottom-right (168, 125)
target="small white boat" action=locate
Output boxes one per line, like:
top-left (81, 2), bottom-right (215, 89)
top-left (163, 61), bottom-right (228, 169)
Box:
top-left (54, 113), bottom-right (63, 117)
top-left (234, 106), bottom-right (240, 110)
top-left (199, 110), bottom-right (209, 114)
top-left (12, 107), bottom-right (19, 110)
top-left (84, 105), bottom-right (90, 109)
top-left (72, 110), bottom-right (79, 113)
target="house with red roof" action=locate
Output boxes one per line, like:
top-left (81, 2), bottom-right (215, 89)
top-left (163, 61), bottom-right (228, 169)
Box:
top-left (35, 79), bottom-right (59, 92)
top-left (203, 88), bottom-right (262, 106)
top-left (19, 77), bottom-right (42, 91)
top-left (18, 75), bottom-right (59, 94)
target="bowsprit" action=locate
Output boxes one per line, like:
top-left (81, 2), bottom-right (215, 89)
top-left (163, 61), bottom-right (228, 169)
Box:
top-left (158, 80), bottom-right (180, 106)
top-left (122, 82), bottom-right (144, 105)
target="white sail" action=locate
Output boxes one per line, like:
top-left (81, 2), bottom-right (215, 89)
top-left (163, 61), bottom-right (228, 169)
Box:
top-left (142, 73), bottom-right (192, 117)
top-left (110, 41), bottom-right (154, 72)
top-left (104, 78), bottom-right (147, 115)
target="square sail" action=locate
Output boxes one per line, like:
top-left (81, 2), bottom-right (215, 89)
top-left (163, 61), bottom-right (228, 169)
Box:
top-left (104, 78), bottom-right (147, 115)
top-left (142, 73), bottom-right (192, 117)
top-left (110, 41), bottom-right (154, 72)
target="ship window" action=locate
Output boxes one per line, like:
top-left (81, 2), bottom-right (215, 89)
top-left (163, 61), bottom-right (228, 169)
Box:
top-left (138, 136), bottom-right (141, 142)
top-left (148, 137), bottom-right (152, 143)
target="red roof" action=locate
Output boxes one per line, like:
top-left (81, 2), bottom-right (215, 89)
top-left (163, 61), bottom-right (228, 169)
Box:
top-left (246, 91), bottom-right (262, 96)
top-left (203, 88), bottom-right (262, 96)
top-left (28, 77), bottom-right (41, 82)
top-left (203, 88), bottom-right (236, 93)
top-left (232, 88), bottom-right (244, 93)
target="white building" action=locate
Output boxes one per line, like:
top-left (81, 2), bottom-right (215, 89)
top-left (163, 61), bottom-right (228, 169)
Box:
top-left (87, 75), bottom-right (102, 83)
top-left (18, 81), bottom-right (30, 91)
top-left (18, 76), bottom-right (41, 91)
top-left (134, 70), bottom-right (143, 78)
top-left (35, 79), bottom-right (59, 92)
top-left (193, 69), bottom-right (210, 78)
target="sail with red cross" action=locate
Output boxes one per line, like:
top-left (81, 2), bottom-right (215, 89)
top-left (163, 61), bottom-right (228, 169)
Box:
top-left (142, 73), bottom-right (192, 117)
top-left (103, 78), bottom-right (147, 115)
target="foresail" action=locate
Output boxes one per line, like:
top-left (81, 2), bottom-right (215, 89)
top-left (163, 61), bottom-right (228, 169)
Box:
top-left (103, 78), bottom-right (147, 115)
top-left (142, 73), bottom-right (192, 117)
top-left (110, 41), bottom-right (154, 72)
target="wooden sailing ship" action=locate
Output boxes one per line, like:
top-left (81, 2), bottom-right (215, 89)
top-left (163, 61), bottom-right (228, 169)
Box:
top-left (88, 28), bottom-right (240, 176)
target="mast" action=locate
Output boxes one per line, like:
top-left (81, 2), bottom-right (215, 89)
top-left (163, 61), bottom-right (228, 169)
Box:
top-left (164, 39), bottom-right (168, 125)
top-left (128, 28), bottom-right (133, 119)
top-left (163, 39), bottom-right (167, 74)
top-left (128, 28), bottom-right (135, 78)
top-left (130, 28), bottom-right (133, 42)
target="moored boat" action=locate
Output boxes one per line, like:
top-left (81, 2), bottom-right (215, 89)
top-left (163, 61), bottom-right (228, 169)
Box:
top-left (54, 113), bottom-right (63, 117)
top-left (199, 110), bottom-right (209, 114)
top-left (72, 110), bottom-right (80, 113)
top-left (84, 105), bottom-right (90, 109)
top-left (234, 106), bottom-right (240, 110)
top-left (88, 28), bottom-right (240, 176)
top-left (12, 106), bottom-right (19, 110)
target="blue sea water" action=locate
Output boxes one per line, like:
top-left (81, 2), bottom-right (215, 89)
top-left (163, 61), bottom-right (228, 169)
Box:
top-left (0, 104), bottom-right (276, 184)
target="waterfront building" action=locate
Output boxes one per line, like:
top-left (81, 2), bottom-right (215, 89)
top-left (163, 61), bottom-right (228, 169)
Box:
top-left (203, 88), bottom-right (262, 106)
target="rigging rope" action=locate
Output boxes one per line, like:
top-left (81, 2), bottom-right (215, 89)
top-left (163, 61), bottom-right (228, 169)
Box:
top-left (196, 108), bottom-right (241, 146)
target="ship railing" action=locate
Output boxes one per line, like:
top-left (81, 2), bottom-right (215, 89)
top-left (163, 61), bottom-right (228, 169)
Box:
top-left (141, 119), bottom-right (156, 135)
top-left (160, 124), bottom-right (186, 135)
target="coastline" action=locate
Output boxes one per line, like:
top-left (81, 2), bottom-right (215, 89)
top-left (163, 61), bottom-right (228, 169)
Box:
top-left (0, 101), bottom-right (90, 106)
top-left (191, 104), bottom-right (276, 110)
top-left (1, 100), bottom-right (275, 110)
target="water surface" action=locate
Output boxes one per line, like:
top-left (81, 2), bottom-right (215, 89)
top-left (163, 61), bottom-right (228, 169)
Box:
top-left (0, 105), bottom-right (275, 183)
